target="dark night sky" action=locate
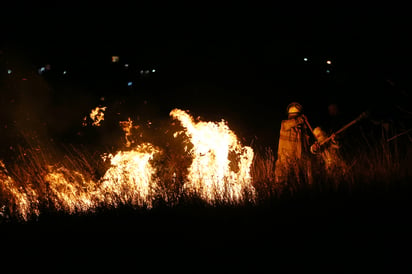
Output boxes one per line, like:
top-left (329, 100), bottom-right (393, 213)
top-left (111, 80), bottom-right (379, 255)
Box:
top-left (1, 3), bottom-right (412, 147)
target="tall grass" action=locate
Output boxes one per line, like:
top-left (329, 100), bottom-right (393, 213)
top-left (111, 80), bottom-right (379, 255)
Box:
top-left (348, 125), bottom-right (412, 191)
top-left (0, 123), bottom-right (411, 222)
top-left (250, 124), bottom-right (412, 202)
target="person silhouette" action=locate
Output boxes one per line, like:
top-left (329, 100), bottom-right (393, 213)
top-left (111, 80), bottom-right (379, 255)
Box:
top-left (274, 102), bottom-right (317, 186)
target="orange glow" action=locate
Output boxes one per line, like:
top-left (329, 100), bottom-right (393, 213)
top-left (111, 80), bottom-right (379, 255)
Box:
top-left (90, 106), bottom-right (107, 127)
top-left (97, 143), bottom-right (160, 208)
top-left (0, 108), bottom-right (257, 221)
top-left (119, 118), bottom-right (139, 148)
top-left (0, 160), bottom-right (39, 220)
top-left (170, 109), bottom-right (256, 204)
top-left (44, 166), bottom-right (96, 213)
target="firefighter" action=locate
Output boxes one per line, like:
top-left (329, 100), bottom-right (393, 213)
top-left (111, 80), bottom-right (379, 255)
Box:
top-left (274, 102), bottom-right (316, 185)
top-left (310, 126), bottom-right (348, 182)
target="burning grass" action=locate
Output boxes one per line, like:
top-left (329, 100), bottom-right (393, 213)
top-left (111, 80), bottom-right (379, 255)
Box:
top-left (0, 108), bottom-right (411, 223)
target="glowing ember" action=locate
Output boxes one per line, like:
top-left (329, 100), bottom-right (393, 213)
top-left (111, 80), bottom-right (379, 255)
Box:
top-left (170, 109), bottom-right (255, 204)
top-left (89, 106), bottom-right (107, 127)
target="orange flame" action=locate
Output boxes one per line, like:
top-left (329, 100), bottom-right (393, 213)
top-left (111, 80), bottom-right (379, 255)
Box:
top-left (119, 118), bottom-right (139, 148)
top-left (0, 160), bottom-right (39, 220)
top-left (44, 165), bottom-right (97, 213)
top-left (170, 109), bottom-right (255, 204)
top-left (97, 143), bottom-right (160, 208)
top-left (1, 108), bottom-right (256, 221)
top-left (89, 106), bottom-right (107, 127)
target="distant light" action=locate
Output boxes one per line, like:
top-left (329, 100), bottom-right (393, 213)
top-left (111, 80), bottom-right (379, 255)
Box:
top-left (112, 56), bottom-right (119, 63)
top-left (145, 70), bottom-right (150, 74)
top-left (140, 70), bottom-right (144, 75)
top-left (326, 69), bottom-right (331, 74)
top-left (127, 81), bottom-right (133, 86)
top-left (7, 69), bottom-right (12, 74)
top-left (22, 78), bottom-right (28, 81)
top-left (152, 69), bottom-right (156, 73)
top-left (63, 70), bottom-right (67, 75)
top-left (303, 57), bottom-right (308, 62)
top-left (326, 60), bottom-right (332, 65)
top-left (124, 64), bottom-right (129, 68)
top-left (38, 67), bottom-right (46, 75)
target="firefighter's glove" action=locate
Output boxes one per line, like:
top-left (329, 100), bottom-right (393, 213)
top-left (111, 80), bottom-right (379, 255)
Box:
top-left (296, 116), bottom-right (305, 125)
top-left (310, 142), bottom-right (321, 154)
top-left (330, 133), bottom-right (337, 143)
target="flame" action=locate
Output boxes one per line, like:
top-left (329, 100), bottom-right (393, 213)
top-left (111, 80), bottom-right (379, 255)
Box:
top-left (97, 143), bottom-right (160, 208)
top-left (170, 109), bottom-right (255, 204)
top-left (44, 165), bottom-right (97, 213)
top-left (42, 143), bottom-right (161, 212)
top-left (119, 118), bottom-right (139, 148)
top-left (0, 160), bottom-right (39, 220)
top-left (0, 108), bottom-right (257, 221)
top-left (89, 106), bottom-right (107, 127)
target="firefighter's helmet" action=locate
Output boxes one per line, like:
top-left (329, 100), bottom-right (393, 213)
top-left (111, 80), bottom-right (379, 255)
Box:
top-left (287, 102), bottom-right (303, 114)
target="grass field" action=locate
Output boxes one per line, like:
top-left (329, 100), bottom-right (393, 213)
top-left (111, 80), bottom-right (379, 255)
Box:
top-left (0, 114), bottom-right (411, 273)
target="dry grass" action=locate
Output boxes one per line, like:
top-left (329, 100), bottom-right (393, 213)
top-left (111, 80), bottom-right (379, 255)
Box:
top-left (0, 123), bottom-right (411, 222)
top-left (250, 125), bottom-right (412, 201)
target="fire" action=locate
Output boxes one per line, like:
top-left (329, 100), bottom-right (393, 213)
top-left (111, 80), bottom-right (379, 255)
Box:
top-left (97, 143), bottom-right (160, 208)
top-left (0, 160), bottom-right (39, 220)
top-left (44, 165), bottom-right (97, 213)
top-left (119, 118), bottom-right (139, 148)
top-left (42, 143), bottom-right (161, 212)
top-left (170, 109), bottom-right (256, 204)
top-left (89, 106), bottom-right (107, 127)
top-left (0, 107), bottom-right (256, 221)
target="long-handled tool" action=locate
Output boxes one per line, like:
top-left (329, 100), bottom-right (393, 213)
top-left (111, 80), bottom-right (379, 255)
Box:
top-left (319, 111), bottom-right (369, 146)
top-left (386, 127), bottom-right (412, 142)
top-left (302, 114), bottom-right (315, 138)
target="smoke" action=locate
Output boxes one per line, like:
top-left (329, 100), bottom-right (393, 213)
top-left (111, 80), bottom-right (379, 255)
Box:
top-left (0, 51), bottom-right (50, 156)
top-left (0, 49), bottom-right (103, 166)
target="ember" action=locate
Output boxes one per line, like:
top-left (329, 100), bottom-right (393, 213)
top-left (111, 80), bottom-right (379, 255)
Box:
top-left (89, 106), bottom-right (107, 127)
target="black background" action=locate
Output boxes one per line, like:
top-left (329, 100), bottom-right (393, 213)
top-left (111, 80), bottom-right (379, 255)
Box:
top-left (1, 3), bottom-right (411, 148)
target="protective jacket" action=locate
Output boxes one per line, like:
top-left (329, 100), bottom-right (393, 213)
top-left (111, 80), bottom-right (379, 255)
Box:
top-left (274, 115), bottom-right (313, 184)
